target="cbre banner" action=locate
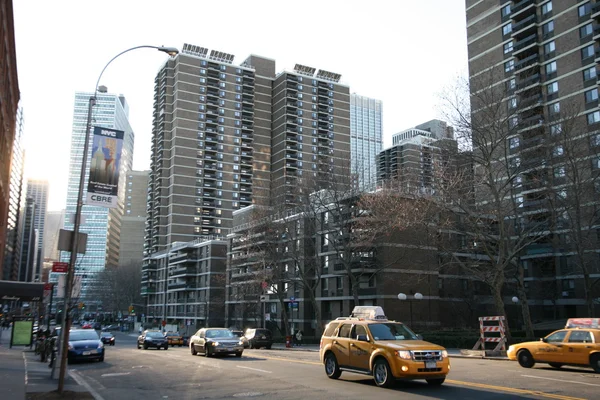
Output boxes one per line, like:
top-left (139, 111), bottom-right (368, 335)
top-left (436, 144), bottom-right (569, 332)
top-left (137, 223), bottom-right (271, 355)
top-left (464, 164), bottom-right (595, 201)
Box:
top-left (86, 126), bottom-right (124, 208)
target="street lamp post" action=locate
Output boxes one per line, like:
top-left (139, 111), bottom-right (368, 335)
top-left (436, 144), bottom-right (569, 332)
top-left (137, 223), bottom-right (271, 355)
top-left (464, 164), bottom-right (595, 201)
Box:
top-left (56, 45), bottom-right (178, 393)
top-left (512, 296), bottom-right (520, 331)
top-left (397, 292), bottom-right (423, 327)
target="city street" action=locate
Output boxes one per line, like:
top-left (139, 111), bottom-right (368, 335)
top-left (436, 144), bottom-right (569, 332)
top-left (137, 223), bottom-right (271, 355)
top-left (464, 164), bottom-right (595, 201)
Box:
top-left (64, 332), bottom-right (598, 400)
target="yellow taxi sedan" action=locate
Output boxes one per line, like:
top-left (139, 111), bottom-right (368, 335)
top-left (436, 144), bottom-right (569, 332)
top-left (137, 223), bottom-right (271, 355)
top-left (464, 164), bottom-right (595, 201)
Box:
top-left (165, 331), bottom-right (184, 347)
top-left (507, 318), bottom-right (600, 372)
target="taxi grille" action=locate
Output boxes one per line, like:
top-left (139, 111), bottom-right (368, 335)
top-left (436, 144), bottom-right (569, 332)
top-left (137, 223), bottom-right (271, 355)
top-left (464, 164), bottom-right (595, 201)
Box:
top-left (412, 350), bottom-right (442, 361)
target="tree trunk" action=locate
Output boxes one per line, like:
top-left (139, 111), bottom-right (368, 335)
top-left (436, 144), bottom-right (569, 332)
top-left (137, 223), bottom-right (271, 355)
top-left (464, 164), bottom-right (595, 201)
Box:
top-left (350, 273), bottom-right (360, 308)
top-left (515, 265), bottom-right (534, 338)
top-left (491, 277), bottom-right (511, 342)
top-left (278, 296), bottom-right (291, 337)
top-left (306, 289), bottom-right (322, 337)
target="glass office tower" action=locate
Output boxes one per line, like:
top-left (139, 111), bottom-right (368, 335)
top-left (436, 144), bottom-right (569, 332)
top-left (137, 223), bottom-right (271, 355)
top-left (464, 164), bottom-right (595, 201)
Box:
top-left (350, 94), bottom-right (382, 191)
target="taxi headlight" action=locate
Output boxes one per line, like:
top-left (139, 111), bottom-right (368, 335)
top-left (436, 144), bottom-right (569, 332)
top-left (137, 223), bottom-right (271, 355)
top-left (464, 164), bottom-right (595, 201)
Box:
top-left (395, 350), bottom-right (413, 360)
top-left (508, 345), bottom-right (514, 352)
top-left (441, 350), bottom-right (448, 358)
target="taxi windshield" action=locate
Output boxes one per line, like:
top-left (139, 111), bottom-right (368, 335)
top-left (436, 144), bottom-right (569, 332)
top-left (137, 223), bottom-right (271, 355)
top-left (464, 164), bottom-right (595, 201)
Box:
top-left (368, 323), bottom-right (418, 341)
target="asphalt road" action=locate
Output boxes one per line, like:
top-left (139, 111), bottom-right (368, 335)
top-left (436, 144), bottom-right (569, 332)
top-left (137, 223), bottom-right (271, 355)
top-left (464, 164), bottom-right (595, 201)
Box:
top-left (68, 332), bottom-right (600, 400)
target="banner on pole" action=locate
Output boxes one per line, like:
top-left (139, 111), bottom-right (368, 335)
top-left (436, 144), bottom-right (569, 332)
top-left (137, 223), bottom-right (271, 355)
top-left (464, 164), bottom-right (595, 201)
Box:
top-left (86, 126), bottom-right (124, 208)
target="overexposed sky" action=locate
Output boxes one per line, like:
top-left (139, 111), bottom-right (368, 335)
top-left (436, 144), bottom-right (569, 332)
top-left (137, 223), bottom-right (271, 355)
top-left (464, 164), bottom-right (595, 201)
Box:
top-left (13, 0), bottom-right (468, 211)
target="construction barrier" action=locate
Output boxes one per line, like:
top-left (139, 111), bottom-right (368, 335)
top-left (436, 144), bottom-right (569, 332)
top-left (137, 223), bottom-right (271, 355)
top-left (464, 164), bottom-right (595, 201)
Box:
top-left (472, 316), bottom-right (507, 352)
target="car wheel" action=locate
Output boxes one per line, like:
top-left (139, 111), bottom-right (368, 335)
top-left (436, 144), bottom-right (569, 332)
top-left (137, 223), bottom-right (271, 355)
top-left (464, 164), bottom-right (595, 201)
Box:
top-left (549, 363), bottom-right (563, 369)
top-left (179, 344), bottom-right (182, 347)
top-left (164, 345), bottom-right (168, 350)
top-left (373, 358), bottom-right (394, 388)
top-left (426, 378), bottom-right (445, 386)
top-left (137, 343), bottom-right (141, 349)
top-left (517, 350), bottom-right (535, 368)
top-left (235, 352), bottom-right (242, 358)
top-left (143, 343), bottom-right (148, 350)
top-left (205, 347), bottom-right (211, 357)
top-left (266, 344), bottom-right (272, 350)
top-left (591, 354), bottom-right (600, 373)
top-left (190, 344), bottom-right (197, 356)
top-left (324, 352), bottom-right (341, 379)
top-left (98, 355), bottom-right (104, 362)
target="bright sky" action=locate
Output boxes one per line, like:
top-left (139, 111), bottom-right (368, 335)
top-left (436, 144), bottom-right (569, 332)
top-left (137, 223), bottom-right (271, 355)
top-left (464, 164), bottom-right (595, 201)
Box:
top-left (13, 0), bottom-right (468, 211)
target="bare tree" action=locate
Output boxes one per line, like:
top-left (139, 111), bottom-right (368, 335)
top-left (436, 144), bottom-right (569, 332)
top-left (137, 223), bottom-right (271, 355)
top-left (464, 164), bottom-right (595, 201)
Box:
top-left (88, 262), bottom-right (143, 316)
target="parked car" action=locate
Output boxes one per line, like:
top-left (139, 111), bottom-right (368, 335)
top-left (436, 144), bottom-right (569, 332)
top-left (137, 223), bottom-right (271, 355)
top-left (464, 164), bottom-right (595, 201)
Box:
top-left (190, 328), bottom-right (243, 357)
top-left (93, 322), bottom-right (102, 330)
top-left (244, 328), bottom-right (273, 349)
top-left (100, 332), bottom-right (115, 346)
top-left (67, 329), bottom-right (104, 363)
top-left (81, 323), bottom-right (93, 329)
top-left (138, 330), bottom-right (168, 350)
top-left (165, 331), bottom-right (184, 347)
top-left (230, 330), bottom-right (249, 348)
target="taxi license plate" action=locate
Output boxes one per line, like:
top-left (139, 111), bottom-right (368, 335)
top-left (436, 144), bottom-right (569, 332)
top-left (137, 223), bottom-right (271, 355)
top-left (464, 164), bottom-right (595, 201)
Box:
top-left (82, 350), bottom-right (97, 356)
top-left (425, 361), bottom-right (437, 369)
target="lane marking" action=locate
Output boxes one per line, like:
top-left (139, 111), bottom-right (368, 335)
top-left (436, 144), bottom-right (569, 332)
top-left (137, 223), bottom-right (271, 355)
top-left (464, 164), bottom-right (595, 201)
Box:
top-left (22, 353), bottom-right (28, 386)
top-left (253, 354), bottom-right (321, 366)
top-left (522, 374), bottom-right (600, 388)
top-left (101, 372), bottom-right (131, 377)
top-left (236, 366), bottom-right (272, 374)
top-left (69, 370), bottom-right (106, 400)
top-left (447, 379), bottom-right (586, 400)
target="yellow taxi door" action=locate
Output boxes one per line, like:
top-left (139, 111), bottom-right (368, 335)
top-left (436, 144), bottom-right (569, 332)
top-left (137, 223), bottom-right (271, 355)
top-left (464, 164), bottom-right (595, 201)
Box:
top-left (536, 330), bottom-right (568, 363)
top-left (332, 323), bottom-right (352, 367)
top-left (565, 330), bottom-right (594, 365)
top-left (348, 324), bottom-right (372, 371)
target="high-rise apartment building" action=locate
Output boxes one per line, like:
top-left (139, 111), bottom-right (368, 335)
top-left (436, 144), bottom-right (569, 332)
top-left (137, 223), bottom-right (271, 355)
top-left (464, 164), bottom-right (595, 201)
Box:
top-left (466, 0), bottom-right (600, 318)
top-left (26, 179), bottom-right (49, 281)
top-left (113, 170), bottom-right (149, 267)
top-left (57, 91), bottom-right (134, 300)
top-left (0, 0), bottom-right (20, 278)
top-left (3, 106), bottom-right (25, 281)
top-left (18, 197), bottom-right (37, 282)
top-left (144, 44), bottom-right (350, 255)
top-left (143, 44), bottom-right (351, 328)
top-left (350, 94), bottom-right (382, 191)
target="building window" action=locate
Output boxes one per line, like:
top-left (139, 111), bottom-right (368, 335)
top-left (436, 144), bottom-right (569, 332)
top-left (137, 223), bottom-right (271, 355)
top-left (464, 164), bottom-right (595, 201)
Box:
top-left (542, 21), bottom-right (554, 35)
top-left (508, 97), bottom-right (517, 109)
top-left (545, 61), bottom-right (557, 75)
top-left (509, 137), bottom-right (520, 149)
top-left (587, 110), bottom-right (600, 125)
top-left (502, 24), bottom-right (512, 36)
top-left (592, 134), bottom-right (600, 147)
top-left (582, 44), bottom-right (595, 60)
top-left (541, 1), bottom-right (552, 14)
top-left (547, 82), bottom-right (558, 95)
top-left (544, 41), bottom-right (555, 55)
top-left (501, 4), bottom-right (511, 17)
top-left (553, 145), bottom-right (564, 157)
top-left (579, 2), bottom-right (591, 17)
top-left (583, 66), bottom-right (597, 81)
top-left (507, 78), bottom-right (516, 91)
top-left (503, 41), bottom-right (513, 54)
top-left (550, 123), bottom-right (562, 135)
top-left (585, 88), bottom-right (599, 103)
top-left (580, 23), bottom-right (593, 38)
top-left (504, 59), bottom-right (514, 72)
top-left (548, 102), bottom-right (560, 115)
top-left (554, 166), bottom-right (566, 178)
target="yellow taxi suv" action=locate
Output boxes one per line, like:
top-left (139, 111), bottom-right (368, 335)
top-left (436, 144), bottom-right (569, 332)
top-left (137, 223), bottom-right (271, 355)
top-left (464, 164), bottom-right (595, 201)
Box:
top-left (507, 318), bottom-right (600, 373)
top-left (319, 306), bottom-right (450, 388)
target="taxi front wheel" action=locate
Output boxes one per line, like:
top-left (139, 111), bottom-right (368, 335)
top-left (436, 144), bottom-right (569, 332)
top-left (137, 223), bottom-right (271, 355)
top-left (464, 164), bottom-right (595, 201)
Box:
top-left (517, 350), bottom-right (535, 368)
top-left (373, 358), bottom-right (394, 388)
top-left (324, 353), bottom-right (341, 379)
top-left (591, 354), bottom-right (600, 373)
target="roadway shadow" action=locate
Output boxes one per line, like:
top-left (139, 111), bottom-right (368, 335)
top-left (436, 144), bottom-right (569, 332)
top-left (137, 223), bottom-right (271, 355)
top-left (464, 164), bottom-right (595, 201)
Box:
top-left (342, 377), bottom-right (536, 399)
top-left (536, 365), bottom-right (596, 374)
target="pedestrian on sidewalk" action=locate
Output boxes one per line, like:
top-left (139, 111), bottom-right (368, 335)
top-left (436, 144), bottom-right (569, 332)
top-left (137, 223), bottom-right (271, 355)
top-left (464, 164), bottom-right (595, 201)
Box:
top-left (295, 330), bottom-right (303, 347)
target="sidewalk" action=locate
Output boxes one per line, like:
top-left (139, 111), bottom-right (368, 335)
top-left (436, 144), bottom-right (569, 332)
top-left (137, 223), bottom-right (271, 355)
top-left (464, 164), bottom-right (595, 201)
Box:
top-left (0, 328), bottom-right (93, 399)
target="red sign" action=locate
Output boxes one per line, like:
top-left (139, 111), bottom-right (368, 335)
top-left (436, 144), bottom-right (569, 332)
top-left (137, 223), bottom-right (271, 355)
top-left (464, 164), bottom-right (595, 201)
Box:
top-left (261, 281), bottom-right (268, 289)
top-left (52, 262), bottom-right (68, 273)
top-left (161, 320), bottom-right (166, 327)
top-left (44, 283), bottom-right (53, 290)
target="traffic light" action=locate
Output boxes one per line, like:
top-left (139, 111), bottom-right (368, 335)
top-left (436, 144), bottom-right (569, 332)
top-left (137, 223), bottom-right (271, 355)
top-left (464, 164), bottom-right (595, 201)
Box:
top-left (129, 305), bottom-right (135, 314)
top-left (78, 302), bottom-right (85, 310)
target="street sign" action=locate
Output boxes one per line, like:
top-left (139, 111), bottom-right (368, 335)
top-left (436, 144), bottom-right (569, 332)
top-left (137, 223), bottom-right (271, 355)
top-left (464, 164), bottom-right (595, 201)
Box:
top-left (265, 313), bottom-right (271, 321)
top-left (52, 262), bottom-right (68, 273)
top-left (290, 296), bottom-right (295, 302)
top-left (260, 295), bottom-right (267, 301)
top-left (261, 281), bottom-right (268, 289)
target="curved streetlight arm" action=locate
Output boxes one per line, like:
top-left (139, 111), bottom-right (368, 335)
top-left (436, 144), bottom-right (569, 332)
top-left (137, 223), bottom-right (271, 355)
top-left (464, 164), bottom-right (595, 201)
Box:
top-left (57, 44), bottom-right (178, 394)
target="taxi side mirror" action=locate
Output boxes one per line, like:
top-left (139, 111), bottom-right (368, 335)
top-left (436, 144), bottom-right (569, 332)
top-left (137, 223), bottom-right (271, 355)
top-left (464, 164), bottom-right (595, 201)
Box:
top-left (357, 334), bottom-right (369, 342)
top-left (540, 337), bottom-right (547, 342)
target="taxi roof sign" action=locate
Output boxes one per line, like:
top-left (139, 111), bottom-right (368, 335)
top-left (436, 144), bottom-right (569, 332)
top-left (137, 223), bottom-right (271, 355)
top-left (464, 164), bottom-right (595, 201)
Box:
top-left (565, 318), bottom-right (600, 329)
top-left (350, 306), bottom-right (388, 321)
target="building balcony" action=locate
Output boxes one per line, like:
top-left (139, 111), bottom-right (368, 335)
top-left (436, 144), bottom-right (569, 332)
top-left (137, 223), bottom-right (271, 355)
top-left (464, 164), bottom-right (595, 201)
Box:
top-left (167, 282), bottom-right (197, 291)
top-left (513, 33), bottom-right (538, 55)
top-left (514, 53), bottom-right (539, 71)
top-left (511, 14), bottom-right (537, 37)
top-left (511, 0), bottom-right (536, 19)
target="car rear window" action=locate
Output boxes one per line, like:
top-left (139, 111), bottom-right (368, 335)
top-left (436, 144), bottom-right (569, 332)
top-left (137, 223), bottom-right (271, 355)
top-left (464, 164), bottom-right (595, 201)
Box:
top-left (255, 329), bottom-right (271, 337)
top-left (323, 322), bottom-right (339, 337)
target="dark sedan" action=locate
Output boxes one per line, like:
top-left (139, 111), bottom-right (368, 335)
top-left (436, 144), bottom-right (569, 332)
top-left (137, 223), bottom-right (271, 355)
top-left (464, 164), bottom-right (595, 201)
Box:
top-left (138, 330), bottom-right (168, 350)
top-left (68, 329), bottom-right (104, 363)
top-left (244, 328), bottom-right (273, 349)
top-left (100, 332), bottom-right (115, 346)
top-left (190, 328), bottom-right (243, 357)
